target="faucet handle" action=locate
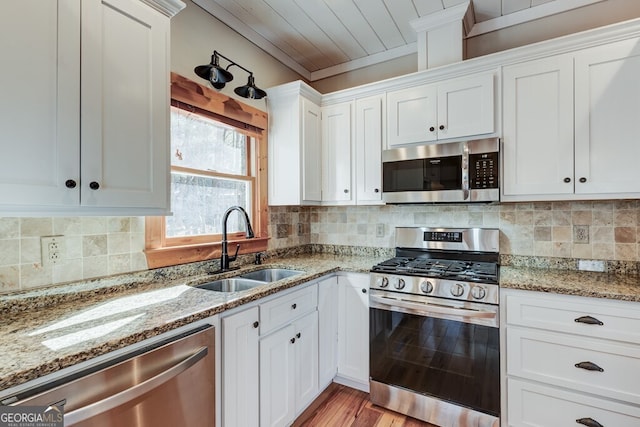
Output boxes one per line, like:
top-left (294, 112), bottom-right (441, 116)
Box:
top-left (229, 244), bottom-right (240, 262)
top-left (255, 252), bottom-right (267, 265)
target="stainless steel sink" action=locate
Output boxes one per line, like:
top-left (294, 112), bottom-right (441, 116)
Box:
top-left (194, 277), bottom-right (266, 292)
top-left (238, 268), bottom-right (304, 282)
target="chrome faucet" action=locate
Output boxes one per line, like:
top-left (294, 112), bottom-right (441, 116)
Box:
top-left (220, 206), bottom-right (255, 271)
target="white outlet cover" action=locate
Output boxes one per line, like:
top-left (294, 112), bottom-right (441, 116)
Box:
top-left (41, 235), bottom-right (65, 266)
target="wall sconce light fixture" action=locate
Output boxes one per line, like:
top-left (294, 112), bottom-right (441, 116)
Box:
top-left (194, 50), bottom-right (267, 99)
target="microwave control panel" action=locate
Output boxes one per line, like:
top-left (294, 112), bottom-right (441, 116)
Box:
top-left (469, 152), bottom-right (498, 189)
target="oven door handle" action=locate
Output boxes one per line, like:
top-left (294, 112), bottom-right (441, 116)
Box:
top-left (370, 293), bottom-right (498, 327)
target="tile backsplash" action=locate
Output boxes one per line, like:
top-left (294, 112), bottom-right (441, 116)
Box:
top-left (2, 200), bottom-right (639, 293)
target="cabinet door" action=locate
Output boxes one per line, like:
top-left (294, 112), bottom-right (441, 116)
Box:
top-left (294, 311), bottom-right (319, 412)
top-left (574, 37), bottom-right (640, 195)
top-left (437, 73), bottom-right (495, 140)
top-left (322, 102), bottom-right (353, 203)
top-left (387, 85), bottom-right (437, 147)
top-left (222, 307), bottom-right (260, 427)
top-left (502, 55), bottom-right (574, 198)
top-left (355, 95), bottom-right (384, 204)
top-left (81, 0), bottom-right (169, 209)
top-left (337, 274), bottom-right (370, 385)
top-left (0, 0), bottom-right (80, 208)
top-left (260, 324), bottom-right (296, 427)
top-left (318, 277), bottom-right (339, 388)
top-left (302, 98), bottom-right (323, 203)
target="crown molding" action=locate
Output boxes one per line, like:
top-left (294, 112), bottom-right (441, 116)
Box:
top-left (140, 0), bottom-right (186, 17)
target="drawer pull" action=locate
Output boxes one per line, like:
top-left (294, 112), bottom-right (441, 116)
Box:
top-left (576, 417), bottom-right (604, 427)
top-left (291, 303), bottom-right (297, 310)
top-left (574, 361), bottom-right (604, 372)
top-left (575, 315), bottom-right (604, 326)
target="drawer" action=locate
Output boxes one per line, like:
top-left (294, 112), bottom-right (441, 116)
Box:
top-left (507, 378), bottom-right (640, 427)
top-left (503, 289), bottom-right (640, 344)
top-left (507, 327), bottom-right (640, 404)
top-left (260, 285), bottom-right (317, 335)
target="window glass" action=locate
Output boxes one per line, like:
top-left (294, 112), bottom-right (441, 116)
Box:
top-left (167, 107), bottom-right (252, 238)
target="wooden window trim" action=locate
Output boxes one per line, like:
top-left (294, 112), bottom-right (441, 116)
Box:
top-left (145, 73), bottom-right (269, 269)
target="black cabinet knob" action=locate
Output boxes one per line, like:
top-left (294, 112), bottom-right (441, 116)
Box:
top-left (65, 179), bottom-right (77, 189)
top-left (564, 177), bottom-right (571, 183)
top-left (253, 321), bottom-right (259, 328)
top-left (429, 126), bottom-right (435, 132)
top-left (579, 177), bottom-right (587, 183)
top-left (291, 303), bottom-right (297, 310)
top-left (89, 181), bottom-right (100, 190)
top-left (374, 188), bottom-right (379, 193)
top-left (296, 332), bottom-right (301, 339)
top-left (361, 288), bottom-right (367, 294)
top-left (343, 189), bottom-right (349, 193)
top-left (439, 125), bottom-right (445, 130)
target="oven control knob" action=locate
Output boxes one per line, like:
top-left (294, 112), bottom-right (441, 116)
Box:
top-left (450, 283), bottom-right (465, 297)
top-left (420, 280), bottom-right (434, 294)
top-left (393, 278), bottom-right (405, 290)
top-left (375, 276), bottom-right (389, 288)
top-left (471, 286), bottom-right (487, 300)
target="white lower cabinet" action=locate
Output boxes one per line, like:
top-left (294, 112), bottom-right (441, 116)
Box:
top-left (318, 276), bottom-right (339, 388)
top-left (336, 273), bottom-right (369, 390)
top-left (221, 306), bottom-right (260, 427)
top-left (222, 282), bottom-right (321, 427)
top-left (503, 289), bottom-right (640, 426)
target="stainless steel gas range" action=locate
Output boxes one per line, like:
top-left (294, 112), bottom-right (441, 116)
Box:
top-left (369, 227), bottom-right (500, 427)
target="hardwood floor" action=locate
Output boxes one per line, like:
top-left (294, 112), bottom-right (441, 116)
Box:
top-left (293, 383), bottom-right (438, 427)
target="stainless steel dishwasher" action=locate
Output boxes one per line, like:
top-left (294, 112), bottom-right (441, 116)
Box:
top-left (2, 324), bottom-right (215, 427)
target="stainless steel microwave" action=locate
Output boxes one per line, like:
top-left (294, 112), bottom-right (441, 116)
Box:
top-left (382, 138), bottom-right (499, 203)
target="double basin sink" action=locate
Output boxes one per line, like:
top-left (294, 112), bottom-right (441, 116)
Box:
top-left (193, 268), bottom-right (304, 292)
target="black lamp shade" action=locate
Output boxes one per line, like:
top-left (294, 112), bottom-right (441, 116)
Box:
top-left (194, 54), bottom-right (233, 89)
top-left (234, 75), bottom-right (267, 99)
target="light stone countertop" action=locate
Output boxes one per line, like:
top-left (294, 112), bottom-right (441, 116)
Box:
top-left (3, 251), bottom-right (640, 396)
top-left (0, 253), bottom-right (386, 394)
top-left (500, 266), bottom-right (640, 301)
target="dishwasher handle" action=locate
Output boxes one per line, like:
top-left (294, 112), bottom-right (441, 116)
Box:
top-left (64, 346), bottom-right (208, 425)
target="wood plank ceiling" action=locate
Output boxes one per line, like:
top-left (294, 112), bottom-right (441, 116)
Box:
top-left (192, 0), bottom-right (604, 80)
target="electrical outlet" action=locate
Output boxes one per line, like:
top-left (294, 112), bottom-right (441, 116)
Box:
top-left (376, 223), bottom-right (385, 238)
top-left (573, 225), bottom-right (589, 243)
top-left (41, 236), bottom-right (65, 267)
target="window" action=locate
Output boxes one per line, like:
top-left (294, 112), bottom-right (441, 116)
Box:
top-left (145, 73), bottom-right (268, 268)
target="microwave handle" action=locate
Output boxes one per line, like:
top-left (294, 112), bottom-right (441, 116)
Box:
top-left (462, 142), bottom-right (470, 200)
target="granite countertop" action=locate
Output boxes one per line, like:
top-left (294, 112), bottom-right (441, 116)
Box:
top-left (500, 266), bottom-right (640, 302)
top-left (0, 253), bottom-right (385, 395)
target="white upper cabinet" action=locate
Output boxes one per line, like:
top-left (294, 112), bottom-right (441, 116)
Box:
top-left (386, 73), bottom-right (495, 148)
top-left (0, 1), bottom-right (80, 209)
top-left (0, 0), bottom-right (182, 215)
top-left (502, 54), bottom-right (575, 197)
top-left (355, 95), bottom-right (384, 204)
top-left (268, 82), bottom-right (323, 206)
top-left (321, 102), bottom-right (353, 204)
top-left (502, 36), bottom-right (640, 201)
top-left (574, 37), bottom-right (640, 196)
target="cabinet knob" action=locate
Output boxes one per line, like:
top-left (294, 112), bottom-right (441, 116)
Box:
top-left (361, 288), bottom-right (367, 294)
top-left (65, 179), bottom-right (77, 189)
top-left (253, 321), bottom-right (259, 328)
top-left (579, 177), bottom-right (587, 183)
top-left (429, 126), bottom-right (435, 132)
top-left (296, 332), bottom-right (301, 339)
top-left (374, 188), bottom-right (379, 193)
top-left (290, 337), bottom-right (296, 344)
top-left (291, 303), bottom-right (297, 310)
top-left (343, 189), bottom-right (349, 193)
top-left (89, 181), bottom-right (100, 190)
top-left (576, 417), bottom-right (604, 427)
top-left (564, 177), bottom-right (571, 183)
top-left (439, 125), bottom-right (445, 130)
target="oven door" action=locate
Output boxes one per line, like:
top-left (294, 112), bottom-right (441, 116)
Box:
top-left (369, 290), bottom-right (500, 418)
